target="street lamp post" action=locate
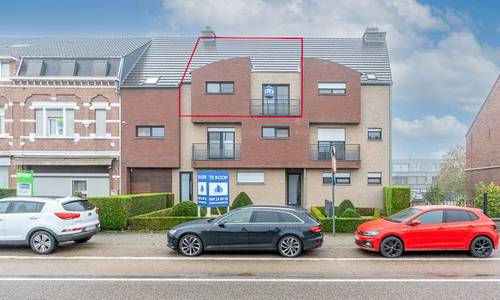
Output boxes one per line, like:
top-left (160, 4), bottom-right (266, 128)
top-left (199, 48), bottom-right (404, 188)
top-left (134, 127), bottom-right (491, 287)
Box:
top-left (331, 145), bottom-right (337, 237)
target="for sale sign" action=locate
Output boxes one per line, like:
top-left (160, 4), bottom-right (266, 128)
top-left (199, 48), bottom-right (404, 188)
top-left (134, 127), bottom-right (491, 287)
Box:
top-left (197, 171), bottom-right (230, 207)
top-left (16, 170), bottom-right (34, 196)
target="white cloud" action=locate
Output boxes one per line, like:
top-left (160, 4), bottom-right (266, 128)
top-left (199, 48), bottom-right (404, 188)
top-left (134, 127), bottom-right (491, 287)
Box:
top-left (393, 115), bottom-right (467, 141)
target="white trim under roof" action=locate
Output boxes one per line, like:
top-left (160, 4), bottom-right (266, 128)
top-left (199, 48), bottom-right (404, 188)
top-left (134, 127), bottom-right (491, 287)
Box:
top-left (0, 151), bottom-right (119, 158)
top-left (0, 55), bottom-right (20, 61)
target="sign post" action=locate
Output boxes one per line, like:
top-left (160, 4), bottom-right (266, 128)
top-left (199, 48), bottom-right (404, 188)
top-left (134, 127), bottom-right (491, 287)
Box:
top-left (16, 170), bottom-right (34, 196)
top-left (331, 146), bottom-right (337, 237)
top-left (197, 171), bottom-right (230, 216)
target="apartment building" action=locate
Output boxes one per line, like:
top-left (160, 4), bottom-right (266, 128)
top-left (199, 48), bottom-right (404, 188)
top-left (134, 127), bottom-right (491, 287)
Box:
top-left (392, 159), bottom-right (440, 200)
top-left (0, 38), bottom-right (150, 196)
top-left (466, 76), bottom-right (500, 197)
top-left (120, 27), bottom-right (392, 208)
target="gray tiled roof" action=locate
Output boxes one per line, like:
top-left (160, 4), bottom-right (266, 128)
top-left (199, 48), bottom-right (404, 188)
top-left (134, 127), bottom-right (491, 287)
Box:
top-left (0, 38), bottom-right (150, 58)
top-left (122, 37), bottom-right (391, 87)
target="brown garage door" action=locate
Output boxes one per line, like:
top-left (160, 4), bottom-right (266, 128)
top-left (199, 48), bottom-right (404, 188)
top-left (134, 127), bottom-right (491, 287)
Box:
top-left (129, 168), bottom-right (172, 194)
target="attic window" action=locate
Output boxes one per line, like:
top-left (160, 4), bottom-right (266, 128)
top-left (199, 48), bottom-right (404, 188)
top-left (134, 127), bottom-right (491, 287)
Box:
top-left (60, 60), bottom-right (76, 76)
top-left (143, 77), bottom-right (160, 85)
top-left (366, 74), bottom-right (377, 80)
top-left (25, 59), bottom-right (44, 76)
top-left (91, 60), bottom-right (108, 76)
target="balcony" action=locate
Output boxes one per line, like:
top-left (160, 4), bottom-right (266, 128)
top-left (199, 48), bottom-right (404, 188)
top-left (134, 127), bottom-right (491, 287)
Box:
top-left (250, 99), bottom-right (300, 116)
top-left (309, 144), bottom-right (361, 161)
top-left (192, 143), bottom-right (241, 161)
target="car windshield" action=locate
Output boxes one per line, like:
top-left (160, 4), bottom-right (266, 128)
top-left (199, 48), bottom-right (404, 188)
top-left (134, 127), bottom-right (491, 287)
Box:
top-left (385, 207), bottom-right (421, 223)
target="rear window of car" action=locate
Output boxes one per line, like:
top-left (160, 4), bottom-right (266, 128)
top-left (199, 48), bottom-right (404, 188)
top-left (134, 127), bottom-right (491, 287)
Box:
top-left (63, 200), bottom-right (95, 211)
top-left (9, 201), bottom-right (45, 213)
top-left (279, 212), bottom-right (303, 223)
top-left (445, 209), bottom-right (478, 222)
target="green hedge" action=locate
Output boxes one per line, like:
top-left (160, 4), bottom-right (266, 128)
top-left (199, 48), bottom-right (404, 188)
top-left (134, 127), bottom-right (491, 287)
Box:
top-left (88, 193), bottom-right (174, 230)
top-left (474, 182), bottom-right (500, 218)
top-left (316, 206), bottom-right (379, 217)
top-left (128, 216), bottom-right (207, 230)
top-left (310, 206), bottom-right (378, 233)
top-left (383, 186), bottom-right (411, 215)
top-left (0, 188), bottom-right (16, 198)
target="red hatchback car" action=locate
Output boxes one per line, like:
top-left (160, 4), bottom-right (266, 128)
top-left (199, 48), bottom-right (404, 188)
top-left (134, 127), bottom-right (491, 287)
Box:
top-left (355, 206), bottom-right (499, 258)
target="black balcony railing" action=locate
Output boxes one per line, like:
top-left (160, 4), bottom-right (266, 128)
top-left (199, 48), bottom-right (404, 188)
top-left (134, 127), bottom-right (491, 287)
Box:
top-left (250, 99), bottom-right (300, 116)
top-left (309, 144), bottom-right (361, 161)
top-left (192, 143), bottom-right (241, 161)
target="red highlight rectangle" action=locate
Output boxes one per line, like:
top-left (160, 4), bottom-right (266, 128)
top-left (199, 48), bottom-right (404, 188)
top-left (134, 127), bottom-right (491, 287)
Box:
top-left (178, 36), bottom-right (304, 119)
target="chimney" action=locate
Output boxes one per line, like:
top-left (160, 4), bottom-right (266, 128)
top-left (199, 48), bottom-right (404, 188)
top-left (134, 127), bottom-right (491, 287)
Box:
top-left (201, 25), bottom-right (216, 46)
top-left (363, 27), bottom-right (386, 43)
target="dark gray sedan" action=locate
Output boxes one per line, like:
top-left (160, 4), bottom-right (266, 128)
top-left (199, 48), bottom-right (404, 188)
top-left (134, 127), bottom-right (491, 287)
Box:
top-left (167, 205), bottom-right (323, 257)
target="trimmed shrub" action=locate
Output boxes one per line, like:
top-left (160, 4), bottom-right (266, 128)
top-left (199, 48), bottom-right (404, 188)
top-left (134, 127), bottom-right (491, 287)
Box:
top-left (128, 216), bottom-right (207, 230)
top-left (383, 186), bottom-right (411, 215)
top-left (169, 201), bottom-right (198, 217)
top-left (230, 192), bottom-right (253, 209)
top-left (337, 199), bottom-right (355, 216)
top-left (88, 193), bottom-right (174, 230)
top-left (340, 208), bottom-right (361, 218)
top-left (474, 182), bottom-right (500, 218)
top-left (140, 208), bottom-right (172, 218)
top-left (0, 188), bottom-right (16, 198)
top-left (310, 206), bottom-right (376, 233)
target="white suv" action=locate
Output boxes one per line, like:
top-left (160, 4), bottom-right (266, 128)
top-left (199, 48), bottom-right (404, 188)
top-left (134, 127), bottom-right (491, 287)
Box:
top-left (0, 196), bottom-right (100, 254)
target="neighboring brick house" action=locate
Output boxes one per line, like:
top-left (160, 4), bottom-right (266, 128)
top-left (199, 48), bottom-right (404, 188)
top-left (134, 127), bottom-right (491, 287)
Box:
top-left (120, 27), bottom-right (392, 208)
top-left (466, 76), bottom-right (500, 197)
top-left (0, 38), bottom-right (150, 196)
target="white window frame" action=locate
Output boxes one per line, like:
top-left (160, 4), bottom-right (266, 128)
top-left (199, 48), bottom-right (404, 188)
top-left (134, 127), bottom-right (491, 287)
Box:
top-left (33, 103), bottom-right (76, 138)
top-left (95, 108), bottom-right (107, 137)
top-left (237, 172), bottom-right (265, 184)
top-left (72, 179), bottom-right (88, 197)
top-left (318, 82), bottom-right (347, 95)
top-left (322, 171), bottom-right (351, 185)
top-left (47, 116), bottom-right (64, 136)
top-left (368, 128), bottom-right (382, 140)
top-left (0, 62), bottom-right (10, 80)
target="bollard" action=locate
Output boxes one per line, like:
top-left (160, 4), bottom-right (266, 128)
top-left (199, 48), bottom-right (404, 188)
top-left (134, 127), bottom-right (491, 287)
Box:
top-left (483, 192), bottom-right (488, 216)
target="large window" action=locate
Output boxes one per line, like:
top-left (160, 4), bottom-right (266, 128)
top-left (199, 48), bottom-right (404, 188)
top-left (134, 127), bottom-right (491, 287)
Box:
top-left (262, 127), bottom-right (289, 139)
top-left (207, 128), bottom-right (235, 159)
top-left (317, 128), bottom-right (345, 160)
top-left (35, 107), bottom-right (75, 137)
top-left (0, 62), bottom-right (10, 80)
top-left (206, 82), bottom-right (234, 94)
top-left (0, 107), bottom-right (4, 135)
top-left (237, 172), bottom-right (264, 184)
top-left (322, 171), bottom-right (351, 185)
top-left (136, 126), bottom-right (165, 138)
top-left (368, 172), bottom-right (382, 185)
top-left (317, 82), bottom-right (347, 95)
top-left (262, 84), bottom-right (290, 115)
top-left (95, 109), bottom-right (107, 137)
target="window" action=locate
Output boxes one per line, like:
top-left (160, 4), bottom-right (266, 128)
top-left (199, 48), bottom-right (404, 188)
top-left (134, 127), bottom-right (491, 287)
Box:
top-left (368, 172), bottom-right (382, 185)
top-left (262, 84), bottom-right (290, 115)
top-left (0, 107), bottom-right (4, 135)
top-left (368, 128), bottom-right (382, 140)
top-left (0, 201), bottom-right (9, 213)
top-left (63, 200), bottom-right (95, 212)
top-left (262, 127), bottom-right (289, 139)
top-left (279, 212), bottom-right (302, 223)
top-left (409, 164), bottom-right (418, 172)
top-left (72, 180), bottom-right (88, 197)
top-left (253, 211), bottom-right (280, 223)
top-left (136, 126), bottom-right (165, 138)
top-left (25, 59), bottom-right (44, 76)
top-left (206, 82), bottom-right (234, 94)
top-left (317, 128), bottom-right (346, 160)
top-left (416, 176), bottom-right (427, 185)
top-left (222, 211), bottom-right (252, 224)
top-left (237, 172), bottom-right (264, 184)
top-left (0, 62), bottom-right (10, 80)
top-left (318, 82), bottom-right (347, 95)
top-left (60, 60), bottom-right (76, 76)
top-left (445, 210), bottom-right (478, 222)
top-left (95, 109), bottom-right (107, 137)
top-left (207, 128), bottom-right (235, 159)
top-left (322, 171), bottom-right (351, 185)
top-left (9, 201), bottom-right (44, 214)
top-left (35, 107), bottom-right (75, 137)
top-left (415, 210), bottom-right (443, 224)
top-left (92, 60), bottom-right (108, 76)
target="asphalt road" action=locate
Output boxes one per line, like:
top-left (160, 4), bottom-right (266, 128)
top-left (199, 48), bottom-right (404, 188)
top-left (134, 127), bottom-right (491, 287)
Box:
top-left (1, 232), bottom-right (499, 300)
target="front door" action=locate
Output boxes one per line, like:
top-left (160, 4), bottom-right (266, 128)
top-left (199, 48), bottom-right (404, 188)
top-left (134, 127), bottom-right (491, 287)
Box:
top-left (286, 172), bottom-right (301, 207)
top-left (180, 172), bottom-right (193, 202)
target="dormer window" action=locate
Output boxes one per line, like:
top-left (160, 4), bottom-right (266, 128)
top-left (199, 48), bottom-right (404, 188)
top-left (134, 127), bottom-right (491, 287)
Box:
top-left (25, 59), bottom-right (44, 76)
top-left (60, 60), bottom-right (76, 76)
top-left (92, 60), bottom-right (108, 76)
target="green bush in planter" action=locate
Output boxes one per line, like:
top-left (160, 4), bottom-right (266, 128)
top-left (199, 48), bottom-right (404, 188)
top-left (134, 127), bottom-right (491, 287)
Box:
top-left (230, 192), bottom-right (253, 209)
top-left (0, 188), bottom-right (16, 198)
top-left (169, 201), bottom-right (198, 217)
top-left (337, 199), bottom-right (355, 216)
top-left (340, 208), bottom-right (361, 218)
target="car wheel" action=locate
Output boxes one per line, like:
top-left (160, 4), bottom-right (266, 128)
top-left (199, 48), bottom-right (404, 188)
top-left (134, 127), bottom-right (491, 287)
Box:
top-left (74, 237), bottom-right (92, 243)
top-left (470, 236), bottom-right (493, 258)
top-left (30, 231), bottom-right (57, 255)
top-left (380, 236), bottom-right (404, 258)
top-left (278, 235), bottom-right (302, 258)
top-left (178, 234), bottom-right (203, 256)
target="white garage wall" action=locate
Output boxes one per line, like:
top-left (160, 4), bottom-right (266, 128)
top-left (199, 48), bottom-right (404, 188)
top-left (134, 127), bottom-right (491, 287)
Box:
top-left (34, 175), bottom-right (109, 197)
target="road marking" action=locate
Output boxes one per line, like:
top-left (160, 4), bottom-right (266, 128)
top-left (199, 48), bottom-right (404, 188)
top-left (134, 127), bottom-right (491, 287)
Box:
top-left (0, 255), bottom-right (499, 261)
top-left (1, 277), bottom-right (500, 283)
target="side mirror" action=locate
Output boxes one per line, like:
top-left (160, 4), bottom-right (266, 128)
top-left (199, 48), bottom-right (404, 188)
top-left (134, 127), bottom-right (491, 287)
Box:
top-left (408, 219), bottom-right (421, 226)
top-left (218, 222), bottom-right (225, 228)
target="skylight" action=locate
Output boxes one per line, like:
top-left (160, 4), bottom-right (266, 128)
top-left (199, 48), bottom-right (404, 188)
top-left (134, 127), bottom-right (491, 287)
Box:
top-left (143, 77), bottom-right (160, 85)
top-left (366, 73), bottom-right (377, 80)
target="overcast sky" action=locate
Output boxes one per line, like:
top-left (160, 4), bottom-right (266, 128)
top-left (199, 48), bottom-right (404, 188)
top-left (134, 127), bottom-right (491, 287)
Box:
top-left (1, 0), bottom-right (499, 159)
